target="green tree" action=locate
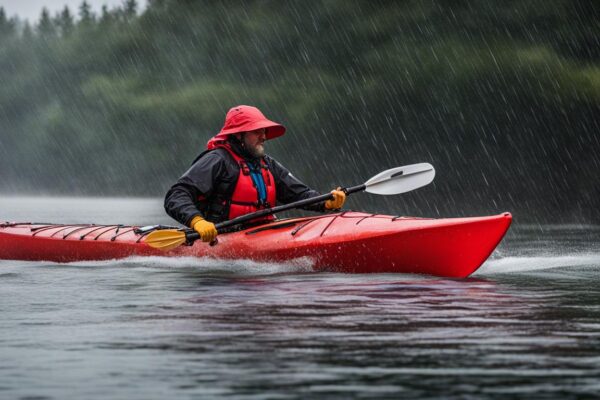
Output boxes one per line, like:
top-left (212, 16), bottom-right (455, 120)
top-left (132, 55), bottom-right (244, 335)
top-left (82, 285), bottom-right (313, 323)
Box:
top-left (99, 5), bottom-right (113, 27)
top-left (78, 1), bottom-right (95, 25)
top-left (21, 21), bottom-right (33, 41)
top-left (56, 6), bottom-right (74, 36)
top-left (124, 0), bottom-right (138, 19)
top-left (37, 7), bottom-right (56, 37)
top-left (0, 0), bottom-right (598, 221)
top-left (0, 7), bottom-right (16, 39)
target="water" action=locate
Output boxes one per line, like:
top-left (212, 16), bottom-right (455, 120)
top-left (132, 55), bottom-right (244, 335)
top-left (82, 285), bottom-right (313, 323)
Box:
top-left (1, 197), bottom-right (599, 399)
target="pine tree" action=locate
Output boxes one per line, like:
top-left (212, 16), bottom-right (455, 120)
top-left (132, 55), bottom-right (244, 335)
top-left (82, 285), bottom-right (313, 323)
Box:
top-left (100, 4), bottom-right (113, 26)
top-left (37, 7), bottom-right (56, 37)
top-left (56, 6), bottom-right (74, 36)
top-left (21, 21), bottom-right (33, 41)
top-left (99, 4), bottom-right (116, 28)
top-left (0, 7), bottom-right (17, 38)
top-left (124, 0), bottom-right (138, 18)
top-left (79, 1), bottom-right (95, 25)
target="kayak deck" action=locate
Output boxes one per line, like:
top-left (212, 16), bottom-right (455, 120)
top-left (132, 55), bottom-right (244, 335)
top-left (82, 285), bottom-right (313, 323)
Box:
top-left (0, 211), bottom-right (512, 278)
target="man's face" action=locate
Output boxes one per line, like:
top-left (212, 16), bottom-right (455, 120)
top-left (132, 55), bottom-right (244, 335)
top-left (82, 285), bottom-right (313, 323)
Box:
top-left (242, 128), bottom-right (267, 158)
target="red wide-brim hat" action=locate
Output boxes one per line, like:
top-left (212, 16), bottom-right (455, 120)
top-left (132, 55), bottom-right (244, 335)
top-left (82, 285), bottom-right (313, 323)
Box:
top-left (215, 105), bottom-right (286, 140)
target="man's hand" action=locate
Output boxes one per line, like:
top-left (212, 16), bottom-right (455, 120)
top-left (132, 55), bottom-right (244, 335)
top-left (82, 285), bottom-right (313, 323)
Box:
top-left (189, 216), bottom-right (218, 242)
top-left (325, 187), bottom-right (346, 210)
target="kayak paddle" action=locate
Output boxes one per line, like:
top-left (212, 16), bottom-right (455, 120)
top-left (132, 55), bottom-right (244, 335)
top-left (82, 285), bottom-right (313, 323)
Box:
top-left (146, 163), bottom-right (435, 251)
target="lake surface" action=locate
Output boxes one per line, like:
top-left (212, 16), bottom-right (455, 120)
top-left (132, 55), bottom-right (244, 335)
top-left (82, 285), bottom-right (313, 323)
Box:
top-left (1, 197), bottom-right (599, 399)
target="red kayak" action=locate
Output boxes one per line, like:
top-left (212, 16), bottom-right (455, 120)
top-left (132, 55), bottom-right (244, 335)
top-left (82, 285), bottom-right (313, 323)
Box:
top-left (0, 211), bottom-right (511, 278)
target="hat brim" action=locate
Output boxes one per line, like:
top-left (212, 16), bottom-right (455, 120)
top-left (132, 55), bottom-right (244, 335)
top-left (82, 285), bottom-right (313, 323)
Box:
top-left (218, 119), bottom-right (286, 140)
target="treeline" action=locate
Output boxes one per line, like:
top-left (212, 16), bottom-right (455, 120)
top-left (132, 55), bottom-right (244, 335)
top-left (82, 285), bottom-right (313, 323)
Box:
top-left (0, 0), bottom-right (598, 222)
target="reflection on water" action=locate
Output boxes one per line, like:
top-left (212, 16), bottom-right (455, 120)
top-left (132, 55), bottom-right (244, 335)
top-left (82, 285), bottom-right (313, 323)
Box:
top-left (2, 263), bottom-right (599, 399)
top-left (1, 197), bottom-right (599, 399)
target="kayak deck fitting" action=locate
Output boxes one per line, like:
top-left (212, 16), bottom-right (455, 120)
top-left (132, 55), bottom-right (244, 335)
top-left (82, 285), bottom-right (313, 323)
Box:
top-left (0, 211), bottom-right (512, 278)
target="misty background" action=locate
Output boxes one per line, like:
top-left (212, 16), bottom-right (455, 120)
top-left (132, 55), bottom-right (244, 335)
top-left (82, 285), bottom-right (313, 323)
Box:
top-left (0, 0), bottom-right (598, 223)
top-left (0, 0), bottom-right (147, 22)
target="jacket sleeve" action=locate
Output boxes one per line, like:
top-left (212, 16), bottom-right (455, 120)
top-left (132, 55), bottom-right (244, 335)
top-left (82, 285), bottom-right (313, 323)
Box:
top-left (164, 151), bottom-right (227, 226)
top-left (268, 157), bottom-right (325, 212)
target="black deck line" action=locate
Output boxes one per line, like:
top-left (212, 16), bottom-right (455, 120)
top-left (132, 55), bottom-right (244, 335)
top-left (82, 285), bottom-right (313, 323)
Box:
top-left (319, 214), bottom-right (340, 237)
top-left (290, 212), bottom-right (358, 236)
top-left (1, 222), bottom-right (38, 228)
top-left (31, 225), bottom-right (70, 236)
top-left (290, 218), bottom-right (321, 236)
top-left (93, 226), bottom-right (120, 241)
top-left (31, 224), bottom-right (65, 232)
top-left (110, 227), bottom-right (137, 241)
top-left (80, 225), bottom-right (112, 240)
top-left (49, 225), bottom-right (90, 238)
top-left (135, 231), bottom-right (151, 243)
top-left (355, 214), bottom-right (377, 225)
top-left (63, 225), bottom-right (96, 239)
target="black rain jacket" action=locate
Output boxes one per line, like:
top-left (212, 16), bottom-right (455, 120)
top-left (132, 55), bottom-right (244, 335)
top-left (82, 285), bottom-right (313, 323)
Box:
top-left (164, 138), bottom-right (324, 227)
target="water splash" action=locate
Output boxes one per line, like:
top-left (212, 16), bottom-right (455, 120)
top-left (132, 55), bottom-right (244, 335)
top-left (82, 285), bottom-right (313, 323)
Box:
top-left (0, 256), bottom-right (316, 276)
top-left (477, 253), bottom-right (600, 275)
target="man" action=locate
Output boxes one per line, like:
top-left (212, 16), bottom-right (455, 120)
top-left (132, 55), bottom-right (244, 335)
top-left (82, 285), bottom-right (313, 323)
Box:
top-left (164, 105), bottom-right (346, 242)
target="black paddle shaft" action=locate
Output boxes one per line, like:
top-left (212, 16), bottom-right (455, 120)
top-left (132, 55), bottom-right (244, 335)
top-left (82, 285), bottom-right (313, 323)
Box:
top-left (184, 184), bottom-right (367, 242)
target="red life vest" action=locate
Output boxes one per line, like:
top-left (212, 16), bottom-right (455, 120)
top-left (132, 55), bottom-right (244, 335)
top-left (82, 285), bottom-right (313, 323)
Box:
top-left (214, 144), bottom-right (277, 222)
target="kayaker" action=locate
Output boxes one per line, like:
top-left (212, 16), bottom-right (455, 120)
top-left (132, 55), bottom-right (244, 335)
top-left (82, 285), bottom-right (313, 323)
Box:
top-left (164, 105), bottom-right (346, 242)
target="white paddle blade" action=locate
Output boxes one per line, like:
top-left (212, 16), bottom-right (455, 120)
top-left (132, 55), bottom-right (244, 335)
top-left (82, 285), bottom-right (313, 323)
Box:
top-left (364, 163), bottom-right (435, 195)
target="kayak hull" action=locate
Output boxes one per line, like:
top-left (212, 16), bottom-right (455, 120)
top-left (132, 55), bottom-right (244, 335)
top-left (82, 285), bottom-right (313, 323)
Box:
top-left (0, 211), bottom-right (512, 278)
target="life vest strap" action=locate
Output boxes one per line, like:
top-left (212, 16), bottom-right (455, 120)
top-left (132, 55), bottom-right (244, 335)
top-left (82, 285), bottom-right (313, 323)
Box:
top-left (230, 199), bottom-right (271, 208)
top-left (205, 143), bottom-right (277, 221)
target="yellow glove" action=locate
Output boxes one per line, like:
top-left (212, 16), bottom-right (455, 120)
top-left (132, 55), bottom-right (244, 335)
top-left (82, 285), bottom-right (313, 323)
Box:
top-left (325, 187), bottom-right (346, 210)
top-left (189, 215), bottom-right (218, 243)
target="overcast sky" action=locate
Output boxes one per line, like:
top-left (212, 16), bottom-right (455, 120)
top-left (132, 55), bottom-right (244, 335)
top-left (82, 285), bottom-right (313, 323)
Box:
top-left (0, 0), bottom-right (148, 22)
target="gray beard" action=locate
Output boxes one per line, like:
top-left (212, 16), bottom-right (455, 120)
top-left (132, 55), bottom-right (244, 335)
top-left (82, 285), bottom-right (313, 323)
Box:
top-left (245, 143), bottom-right (265, 158)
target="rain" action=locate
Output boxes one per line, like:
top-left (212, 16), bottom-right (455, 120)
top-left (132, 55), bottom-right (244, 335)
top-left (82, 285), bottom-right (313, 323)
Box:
top-left (0, 0), bottom-right (596, 222)
top-left (0, 1), bottom-right (599, 399)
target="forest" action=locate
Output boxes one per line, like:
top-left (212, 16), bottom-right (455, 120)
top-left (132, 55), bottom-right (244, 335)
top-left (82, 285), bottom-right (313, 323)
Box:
top-left (0, 0), bottom-right (598, 222)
